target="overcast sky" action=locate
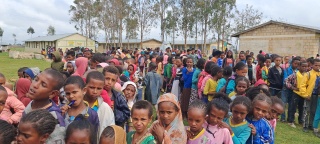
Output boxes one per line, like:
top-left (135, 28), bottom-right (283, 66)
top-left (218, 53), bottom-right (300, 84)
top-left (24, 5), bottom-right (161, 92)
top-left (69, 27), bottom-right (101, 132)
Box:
top-left (0, 0), bottom-right (319, 44)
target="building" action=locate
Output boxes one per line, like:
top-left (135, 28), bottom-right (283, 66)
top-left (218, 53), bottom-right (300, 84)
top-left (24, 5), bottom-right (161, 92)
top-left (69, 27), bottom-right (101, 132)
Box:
top-left (97, 39), bottom-right (162, 53)
top-left (232, 20), bottom-right (320, 58)
top-left (24, 33), bottom-right (96, 53)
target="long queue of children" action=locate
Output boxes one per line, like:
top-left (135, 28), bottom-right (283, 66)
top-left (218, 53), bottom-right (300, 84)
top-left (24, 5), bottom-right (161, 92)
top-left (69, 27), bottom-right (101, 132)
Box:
top-left (0, 47), bottom-right (320, 144)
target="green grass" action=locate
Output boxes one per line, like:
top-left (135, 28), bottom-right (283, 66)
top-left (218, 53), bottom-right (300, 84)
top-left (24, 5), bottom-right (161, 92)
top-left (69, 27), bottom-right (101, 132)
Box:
top-left (1, 51), bottom-right (320, 143)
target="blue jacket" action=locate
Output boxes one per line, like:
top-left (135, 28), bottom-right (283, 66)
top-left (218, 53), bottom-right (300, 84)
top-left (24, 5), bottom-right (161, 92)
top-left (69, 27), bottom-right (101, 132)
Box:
top-left (182, 67), bottom-right (195, 88)
top-left (246, 117), bottom-right (274, 144)
top-left (111, 89), bottom-right (130, 126)
top-left (283, 66), bottom-right (295, 83)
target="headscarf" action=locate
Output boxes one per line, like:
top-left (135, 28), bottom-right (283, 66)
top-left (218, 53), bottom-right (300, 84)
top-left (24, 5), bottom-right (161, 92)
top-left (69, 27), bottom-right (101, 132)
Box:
top-left (128, 64), bottom-right (137, 82)
top-left (121, 81), bottom-right (138, 108)
top-left (15, 78), bottom-right (32, 106)
top-left (111, 125), bottom-right (126, 144)
top-left (153, 93), bottom-right (187, 144)
top-left (108, 59), bottom-right (120, 66)
top-left (51, 51), bottom-right (64, 72)
top-left (98, 62), bottom-right (109, 68)
top-left (73, 57), bottom-right (88, 77)
top-left (23, 67), bottom-right (40, 79)
top-left (254, 79), bottom-right (267, 87)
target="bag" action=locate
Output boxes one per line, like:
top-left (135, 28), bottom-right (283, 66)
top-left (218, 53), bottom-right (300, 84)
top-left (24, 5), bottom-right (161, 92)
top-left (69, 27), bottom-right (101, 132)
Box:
top-left (313, 75), bottom-right (320, 95)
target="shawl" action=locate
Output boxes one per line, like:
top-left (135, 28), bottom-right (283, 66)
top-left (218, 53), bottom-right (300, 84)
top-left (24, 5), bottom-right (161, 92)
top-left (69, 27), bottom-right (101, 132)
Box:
top-left (15, 78), bottom-right (31, 106)
top-left (112, 125), bottom-right (127, 144)
top-left (72, 57), bottom-right (88, 77)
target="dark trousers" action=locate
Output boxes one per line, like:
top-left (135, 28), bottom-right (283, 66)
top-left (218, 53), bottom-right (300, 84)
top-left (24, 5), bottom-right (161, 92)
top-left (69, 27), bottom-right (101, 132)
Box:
top-left (288, 92), bottom-right (304, 123)
top-left (303, 94), bottom-right (319, 128)
top-left (270, 88), bottom-right (281, 97)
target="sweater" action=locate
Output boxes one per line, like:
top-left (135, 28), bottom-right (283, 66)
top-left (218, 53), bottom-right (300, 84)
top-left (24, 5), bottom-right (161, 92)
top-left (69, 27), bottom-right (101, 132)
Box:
top-left (216, 78), bottom-right (227, 92)
top-left (224, 117), bottom-right (251, 144)
top-left (182, 67), bottom-right (195, 88)
top-left (306, 69), bottom-right (320, 96)
top-left (246, 117), bottom-right (273, 144)
top-left (0, 87), bottom-right (25, 124)
top-left (293, 71), bottom-right (308, 97)
top-left (191, 68), bottom-right (201, 89)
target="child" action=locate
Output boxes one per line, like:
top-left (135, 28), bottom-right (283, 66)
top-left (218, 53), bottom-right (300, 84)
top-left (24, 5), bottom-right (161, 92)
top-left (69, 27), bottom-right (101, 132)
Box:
top-left (90, 53), bottom-right (107, 69)
top-left (100, 125), bottom-right (127, 144)
top-left (225, 62), bottom-right (248, 95)
top-left (256, 54), bottom-right (266, 82)
top-left (66, 61), bottom-right (76, 75)
top-left (265, 56), bottom-right (272, 69)
top-left (65, 114), bottom-right (96, 144)
top-left (246, 87), bottom-right (272, 101)
top-left (224, 96), bottom-right (252, 144)
top-left (229, 76), bottom-right (250, 101)
top-left (217, 52), bottom-right (225, 67)
top-left (84, 49), bottom-right (93, 60)
top-left (150, 93), bottom-right (187, 144)
top-left (15, 78), bottom-right (32, 106)
top-left (127, 100), bottom-right (156, 143)
top-left (190, 58), bottom-right (205, 104)
top-left (204, 93), bottom-right (233, 143)
top-left (156, 56), bottom-right (163, 75)
top-left (84, 71), bottom-right (115, 137)
top-left (0, 86), bottom-right (8, 115)
top-left (72, 57), bottom-right (88, 77)
top-left (64, 50), bottom-right (76, 70)
top-left (211, 50), bottom-right (222, 63)
top-left (17, 109), bottom-right (58, 144)
top-left (23, 67), bottom-right (41, 81)
top-left (281, 56), bottom-right (290, 70)
top-left (268, 96), bottom-right (285, 131)
top-left (238, 52), bottom-right (246, 64)
top-left (51, 51), bottom-right (65, 72)
top-left (171, 58), bottom-right (184, 99)
top-left (122, 81), bottom-right (137, 132)
top-left (181, 57), bottom-right (195, 118)
top-left (246, 94), bottom-right (273, 144)
top-left (18, 67), bottom-right (28, 78)
top-left (216, 66), bottom-right (232, 92)
top-left (62, 76), bottom-right (100, 133)
top-left (187, 100), bottom-right (214, 143)
top-left (103, 66), bottom-right (130, 126)
top-left (23, 69), bottom-right (66, 143)
top-left (268, 55), bottom-right (284, 96)
top-left (0, 119), bottom-right (16, 144)
top-left (203, 65), bottom-right (223, 102)
top-left (198, 61), bottom-right (215, 97)
top-left (246, 55), bottom-right (256, 85)
top-left (144, 62), bottom-right (163, 105)
top-left (164, 56), bottom-right (175, 93)
top-left (223, 50), bottom-right (234, 68)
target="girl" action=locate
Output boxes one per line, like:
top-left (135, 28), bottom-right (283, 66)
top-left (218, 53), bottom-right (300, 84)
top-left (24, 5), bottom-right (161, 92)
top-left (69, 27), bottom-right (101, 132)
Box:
top-left (229, 76), bottom-right (250, 101)
top-left (223, 50), bottom-right (235, 68)
top-left (128, 64), bottom-right (138, 82)
top-left (23, 67), bottom-right (40, 81)
top-left (164, 56), bottom-right (175, 93)
top-left (127, 100), bottom-right (156, 144)
top-left (156, 56), bottom-right (163, 75)
top-left (225, 62), bottom-right (248, 95)
top-left (72, 57), bottom-right (88, 77)
top-left (15, 78), bottom-right (32, 106)
top-left (224, 96), bottom-right (252, 144)
top-left (203, 65), bottom-right (223, 102)
top-left (246, 94), bottom-right (274, 144)
top-left (268, 96), bottom-right (284, 131)
top-left (62, 76), bottom-right (99, 135)
top-left (65, 115), bottom-right (96, 144)
top-left (217, 66), bottom-right (232, 92)
top-left (171, 58), bottom-right (184, 99)
top-left (0, 119), bottom-right (16, 144)
top-left (198, 61), bottom-right (215, 96)
top-left (151, 93), bottom-right (187, 144)
top-left (100, 125), bottom-right (127, 144)
top-left (238, 52), bottom-right (246, 64)
top-left (122, 81), bottom-right (138, 132)
top-left (246, 87), bottom-right (271, 101)
top-left (187, 100), bottom-right (214, 144)
top-left (17, 109), bottom-right (57, 144)
top-left (204, 93), bottom-right (233, 143)
top-left (190, 58), bottom-right (205, 104)
top-left (181, 57), bottom-right (195, 118)
top-left (67, 61), bottom-right (76, 75)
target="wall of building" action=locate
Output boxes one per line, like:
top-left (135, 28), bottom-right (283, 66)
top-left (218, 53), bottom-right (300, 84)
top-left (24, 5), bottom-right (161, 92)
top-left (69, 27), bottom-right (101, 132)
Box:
top-left (25, 41), bottom-right (57, 53)
top-left (238, 24), bottom-right (319, 58)
top-left (57, 34), bottom-right (95, 51)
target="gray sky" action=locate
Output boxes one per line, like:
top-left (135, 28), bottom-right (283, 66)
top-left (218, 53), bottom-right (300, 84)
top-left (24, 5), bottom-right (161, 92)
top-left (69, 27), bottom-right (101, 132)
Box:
top-left (0, 0), bottom-right (319, 44)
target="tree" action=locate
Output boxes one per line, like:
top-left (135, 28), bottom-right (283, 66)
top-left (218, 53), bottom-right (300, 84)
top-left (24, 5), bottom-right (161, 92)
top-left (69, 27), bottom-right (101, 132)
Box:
top-left (179, 0), bottom-right (195, 49)
top-left (27, 26), bottom-right (35, 38)
top-left (12, 34), bottom-right (16, 45)
top-left (164, 7), bottom-right (179, 48)
top-left (233, 4), bottom-right (263, 33)
top-left (47, 25), bottom-right (55, 36)
top-left (125, 17), bottom-right (138, 48)
top-left (0, 27), bottom-right (3, 44)
top-left (131, 0), bottom-right (157, 49)
top-left (154, 0), bottom-right (175, 42)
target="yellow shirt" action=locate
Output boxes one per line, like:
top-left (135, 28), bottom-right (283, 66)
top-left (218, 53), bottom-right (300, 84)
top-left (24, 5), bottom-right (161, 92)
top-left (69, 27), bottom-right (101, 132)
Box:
top-left (156, 62), bottom-right (163, 75)
top-left (305, 69), bottom-right (320, 96)
top-left (203, 78), bottom-right (218, 101)
top-left (293, 71), bottom-right (308, 97)
top-left (228, 91), bottom-right (236, 98)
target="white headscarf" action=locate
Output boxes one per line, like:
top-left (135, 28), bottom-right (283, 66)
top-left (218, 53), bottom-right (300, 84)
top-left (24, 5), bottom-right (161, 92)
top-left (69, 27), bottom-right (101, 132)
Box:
top-left (121, 81), bottom-right (138, 108)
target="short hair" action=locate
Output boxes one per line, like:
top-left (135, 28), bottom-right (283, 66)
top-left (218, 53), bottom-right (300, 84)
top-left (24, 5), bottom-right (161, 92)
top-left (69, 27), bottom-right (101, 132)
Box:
top-left (18, 67), bottom-right (29, 73)
top-left (257, 54), bottom-right (266, 63)
top-left (204, 61), bottom-right (215, 73)
top-left (246, 55), bottom-right (252, 60)
top-left (149, 62), bottom-right (157, 70)
top-left (210, 65), bottom-right (222, 77)
top-left (84, 50), bottom-right (93, 54)
top-left (20, 109), bottom-right (57, 136)
top-left (86, 71), bottom-right (104, 84)
top-left (313, 58), bottom-right (320, 63)
top-left (131, 100), bottom-right (153, 118)
top-left (115, 65), bottom-right (123, 75)
top-left (233, 62), bottom-right (247, 72)
top-left (65, 114), bottom-right (95, 144)
top-left (0, 120), bottom-right (17, 144)
top-left (64, 76), bottom-right (85, 89)
top-left (299, 60), bottom-right (308, 66)
top-left (43, 69), bottom-right (64, 90)
top-left (271, 96), bottom-right (284, 107)
top-left (207, 92), bottom-right (231, 117)
top-left (103, 66), bottom-right (120, 76)
top-left (246, 87), bottom-right (271, 101)
top-left (252, 93), bottom-right (272, 106)
top-left (66, 51), bottom-right (75, 57)
top-left (231, 96), bottom-right (252, 113)
top-left (92, 53), bottom-right (106, 63)
top-left (60, 71), bottom-right (71, 79)
top-left (188, 99), bottom-right (207, 117)
top-left (223, 66), bottom-right (233, 77)
top-left (196, 58), bottom-right (206, 70)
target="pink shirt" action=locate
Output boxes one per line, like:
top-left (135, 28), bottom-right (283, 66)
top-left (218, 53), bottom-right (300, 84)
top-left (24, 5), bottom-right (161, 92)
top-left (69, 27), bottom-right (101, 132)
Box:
top-left (269, 118), bottom-right (277, 131)
top-left (203, 122), bottom-right (233, 144)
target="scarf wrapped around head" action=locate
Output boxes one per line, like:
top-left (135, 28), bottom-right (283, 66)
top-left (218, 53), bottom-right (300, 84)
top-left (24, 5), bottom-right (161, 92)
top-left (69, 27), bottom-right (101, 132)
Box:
top-left (111, 125), bottom-right (126, 144)
top-left (15, 78), bottom-right (32, 106)
top-left (154, 93), bottom-right (187, 144)
top-left (128, 64), bottom-right (137, 81)
top-left (23, 67), bottom-right (40, 79)
top-left (121, 81), bottom-right (137, 108)
top-left (73, 57), bottom-right (88, 77)
top-left (108, 59), bottom-right (120, 66)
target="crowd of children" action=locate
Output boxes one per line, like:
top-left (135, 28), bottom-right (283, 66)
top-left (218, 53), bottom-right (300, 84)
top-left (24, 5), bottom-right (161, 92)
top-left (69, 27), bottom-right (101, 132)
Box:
top-left (0, 47), bottom-right (320, 144)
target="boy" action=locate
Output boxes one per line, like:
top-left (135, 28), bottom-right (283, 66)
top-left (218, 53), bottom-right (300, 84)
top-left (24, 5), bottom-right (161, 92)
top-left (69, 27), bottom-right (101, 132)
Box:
top-left (90, 53), bottom-right (107, 69)
top-left (84, 71), bottom-right (115, 137)
top-left (51, 51), bottom-right (65, 72)
top-left (303, 59), bottom-right (320, 133)
top-left (24, 69), bottom-right (66, 143)
top-left (211, 50), bottom-right (222, 63)
top-left (84, 49), bottom-right (93, 60)
top-left (246, 55), bottom-right (256, 85)
top-left (285, 60), bottom-right (308, 128)
top-left (18, 67), bottom-right (28, 78)
top-left (281, 57), bottom-right (300, 122)
top-left (144, 62), bottom-right (163, 105)
top-left (217, 52), bottom-right (225, 67)
top-left (102, 66), bottom-right (130, 126)
top-left (268, 55), bottom-right (284, 97)
top-left (64, 51), bottom-right (76, 71)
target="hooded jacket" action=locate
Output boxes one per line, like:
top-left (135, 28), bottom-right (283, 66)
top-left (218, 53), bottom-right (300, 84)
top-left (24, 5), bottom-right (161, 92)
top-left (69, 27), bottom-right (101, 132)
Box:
top-left (51, 51), bottom-right (65, 72)
top-left (0, 87), bottom-right (25, 124)
top-left (72, 57), bottom-right (88, 77)
top-left (23, 67), bottom-right (40, 79)
top-left (15, 78), bottom-right (32, 106)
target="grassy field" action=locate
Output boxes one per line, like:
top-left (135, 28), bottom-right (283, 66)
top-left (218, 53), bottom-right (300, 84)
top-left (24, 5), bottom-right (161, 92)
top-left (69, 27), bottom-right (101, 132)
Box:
top-left (1, 50), bottom-right (320, 143)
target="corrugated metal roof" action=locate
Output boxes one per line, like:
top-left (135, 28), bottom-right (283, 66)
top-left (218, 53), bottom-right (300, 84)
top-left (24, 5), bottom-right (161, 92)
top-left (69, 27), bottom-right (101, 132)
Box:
top-left (24, 33), bottom-right (77, 42)
top-left (232, 20), bottom-right (320, 37)
top-left (171, 40), bottom-right (216, 45)
top-left (99, 38), bottom-right (162, 44)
